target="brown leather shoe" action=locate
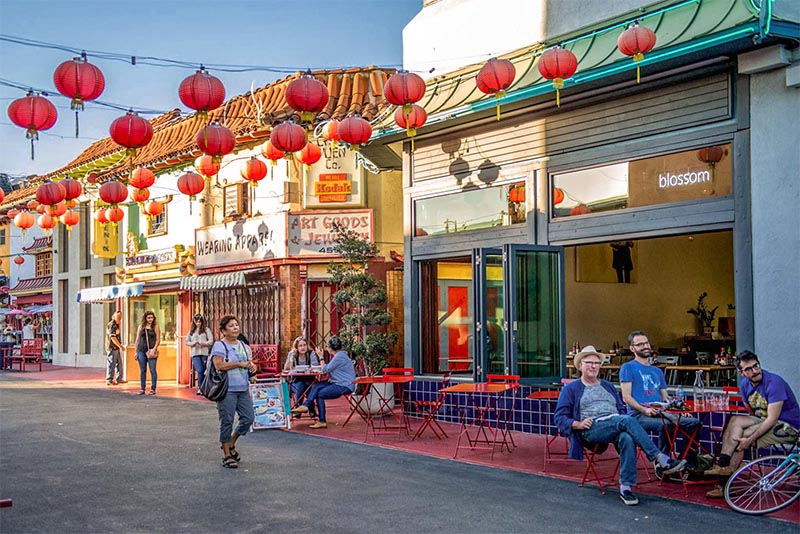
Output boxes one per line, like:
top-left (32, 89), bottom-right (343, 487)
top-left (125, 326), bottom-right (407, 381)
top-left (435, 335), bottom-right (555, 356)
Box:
top-left (291, 405), bottom-right (309, 414)
top-left (308, 422), bottom-right (327, 429)
top-left (706, 485), bottom-right (724, 499)
top-left (705, 465), bottom-right (732, 477)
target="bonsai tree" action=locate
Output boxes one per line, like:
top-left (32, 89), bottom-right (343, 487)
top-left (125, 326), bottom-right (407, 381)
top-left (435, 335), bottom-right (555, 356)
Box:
top-left (327, 222), bottom-right (398, 376)
top-left (687, 292), bottom-right (719, 332)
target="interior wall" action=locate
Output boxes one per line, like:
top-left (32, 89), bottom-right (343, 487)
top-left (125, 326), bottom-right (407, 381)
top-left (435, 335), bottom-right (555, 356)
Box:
top-left (565, 231), bottom-right (734, 351)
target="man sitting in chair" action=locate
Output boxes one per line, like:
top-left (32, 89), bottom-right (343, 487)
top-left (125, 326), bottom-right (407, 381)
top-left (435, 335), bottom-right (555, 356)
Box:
top-left (555, 346), bottom-right (687, 506)
top-left (620, 330), bottom-right (701, 476)
top-left (705, 350), bottom-right (799, 498)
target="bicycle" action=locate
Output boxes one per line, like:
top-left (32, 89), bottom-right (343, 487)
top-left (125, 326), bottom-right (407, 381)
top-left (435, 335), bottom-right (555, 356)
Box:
top-left (724, 452), bottom-right (800, 515)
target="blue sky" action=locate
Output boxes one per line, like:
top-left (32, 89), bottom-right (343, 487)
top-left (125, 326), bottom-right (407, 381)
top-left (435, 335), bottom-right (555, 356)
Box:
top-left (0, 0), bottom-right (420, 179)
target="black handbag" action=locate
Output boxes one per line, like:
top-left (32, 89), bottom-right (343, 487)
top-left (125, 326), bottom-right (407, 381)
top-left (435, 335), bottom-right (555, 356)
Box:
top-left (200, 341), bottom-right (228, 401)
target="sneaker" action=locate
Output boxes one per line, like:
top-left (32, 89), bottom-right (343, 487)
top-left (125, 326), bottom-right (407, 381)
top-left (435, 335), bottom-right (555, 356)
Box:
top-left (196, 389), bottom-right (203, 395)
top-left (620, 490), bottom-right (639, 506)
top-left (706, 485), bottom-right (724, 499)
top-left (704, 465), bottom-right (732, 477)
top-left (662, 458), bottom-right (687, 475)
top-left (308, 422), bottom-right (327, 429)
top-left (654, 461), bottom-right (664, 481)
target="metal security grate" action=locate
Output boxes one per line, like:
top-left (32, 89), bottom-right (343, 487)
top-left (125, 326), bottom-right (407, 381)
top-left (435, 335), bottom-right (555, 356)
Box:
top-left (193, 280), bottom-right (279, 346)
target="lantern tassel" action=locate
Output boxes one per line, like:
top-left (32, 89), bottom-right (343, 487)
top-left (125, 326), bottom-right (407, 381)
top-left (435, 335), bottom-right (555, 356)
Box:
top-left (553, 78), bottom-right (564, 108)
top-left (494, 90), bottom-right (506, 121)
top-left (74, 110), bottom-right (80, 138)
top-left (30, 138), bottom-right (35, 160)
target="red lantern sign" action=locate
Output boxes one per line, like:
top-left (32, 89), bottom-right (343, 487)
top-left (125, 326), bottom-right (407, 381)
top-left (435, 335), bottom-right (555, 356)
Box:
top-left (260, 140), bottom-right (284, 166)
top-left (476, 58), bottom-right (516, 120)
top-left (270, 121), bottom-right (306, 158)
top-left (322, 120), bottom-right (341, 147)
top-left (130, 187), bottom-right (150, 204)
top-left (286, 71), bottom-right (330, 123)
top-left (99, 180), bottom-right (128, 207)
top-left (129, 167), bottom-right (156, 189)
top-left (14, 256), bottom-right (25, 266)
top-left (53, 54), bottom-right (105, 136)
top-left (240, 157), bottom-right (267, 186)
top-left (7, 91), bottom-right (58, 159)
top-left (196, 121), bottom-right (235, 162)
top-left (553, 187), bottom-right (565, 206)
top-left (62, 209), bottom-right (80, 232)
top-left (109, 111), bottom-right (153, 156)
top-left (393, 104), bottom-right (427, 151)
top-left (384, 70), bottom-right (426, 116)
top-left (194, 155), bottom-right (221, 179)
top-left (144, 200), bottom-right (163, 218)
top-left (537, 46), bottom-right (578, 107)
top-left (179, 67), bottom-right (226, 120)
top-left (296, 142), bottom-right (322, 170)
top-left (338, 115), bottom-right (372, 151)
top-left (617, 21), bottom-right (656, 83)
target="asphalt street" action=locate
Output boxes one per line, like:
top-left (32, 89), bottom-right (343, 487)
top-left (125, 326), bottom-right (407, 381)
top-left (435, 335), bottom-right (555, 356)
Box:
top-left (1, 374), bottom-right (797, 534)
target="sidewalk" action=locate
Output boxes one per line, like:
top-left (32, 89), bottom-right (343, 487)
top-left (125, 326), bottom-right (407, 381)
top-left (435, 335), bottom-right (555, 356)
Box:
top-left (5, 363), bottom-right (799, 523)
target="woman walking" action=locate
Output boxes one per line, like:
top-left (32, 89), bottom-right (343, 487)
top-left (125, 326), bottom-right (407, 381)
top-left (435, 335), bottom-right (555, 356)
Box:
top-left (134, 310), bottom-right (161, 395)
top-left (185, 314), bottom-right (214, 395)
top-left (211, 315), bottom-right (257, 469)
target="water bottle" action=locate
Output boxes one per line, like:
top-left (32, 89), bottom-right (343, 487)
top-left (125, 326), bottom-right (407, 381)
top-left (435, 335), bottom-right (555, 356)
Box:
top-left (693, 370), bottom-right (706, 408)
top-left (675, 385), bottom-right (686, 409)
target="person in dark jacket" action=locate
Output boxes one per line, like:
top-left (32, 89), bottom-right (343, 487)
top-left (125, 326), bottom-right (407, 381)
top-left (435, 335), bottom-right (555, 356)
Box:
top-left (554, 346), bottom-right (686, 506)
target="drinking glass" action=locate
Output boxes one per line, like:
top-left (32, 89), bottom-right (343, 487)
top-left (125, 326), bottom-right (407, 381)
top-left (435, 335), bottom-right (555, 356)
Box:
top-left (705, 392), bottom-right (715, 408)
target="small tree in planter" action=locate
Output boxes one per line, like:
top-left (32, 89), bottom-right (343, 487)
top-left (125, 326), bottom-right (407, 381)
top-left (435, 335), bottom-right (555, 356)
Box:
top-left (328, 222), bottom-right (398, 377)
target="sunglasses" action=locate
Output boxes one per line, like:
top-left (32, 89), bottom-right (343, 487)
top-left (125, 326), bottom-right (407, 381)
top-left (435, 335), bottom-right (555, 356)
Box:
top-left (193, 316), bottom-right (203, 320)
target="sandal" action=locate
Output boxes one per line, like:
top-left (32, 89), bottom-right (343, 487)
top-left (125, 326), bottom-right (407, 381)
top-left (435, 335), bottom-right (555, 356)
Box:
top-left (221, 456), bottom-right (238, 469)
top-left (137, 390), bottom-right (146, 395)
top-left (221, 445), bottom-right (241, 462)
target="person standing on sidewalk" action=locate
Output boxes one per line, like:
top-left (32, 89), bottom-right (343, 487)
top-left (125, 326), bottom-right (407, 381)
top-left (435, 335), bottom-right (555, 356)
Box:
top-left (134, 310), bottom-right (160, 395)
top-left (185, 314), bottom-right (214, 395)
top-left (105, 311), bottom-right (124, 385)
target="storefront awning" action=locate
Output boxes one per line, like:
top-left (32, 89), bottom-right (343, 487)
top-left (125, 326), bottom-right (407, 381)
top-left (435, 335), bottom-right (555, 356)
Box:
top-left (179, 272), bottom-right (248, 291)
top-left (76, 282), bottom-right (144, 303)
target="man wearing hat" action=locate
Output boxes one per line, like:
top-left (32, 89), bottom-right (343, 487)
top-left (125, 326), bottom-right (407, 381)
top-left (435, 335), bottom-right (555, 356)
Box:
top-left (555, 346), bottom-right (687, 506)
top-left (620, 330), bottom-right (701, 476)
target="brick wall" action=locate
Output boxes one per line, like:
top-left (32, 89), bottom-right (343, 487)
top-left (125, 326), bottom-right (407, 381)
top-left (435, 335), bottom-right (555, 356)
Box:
top-left (386, 269), bottom-right (405, 367)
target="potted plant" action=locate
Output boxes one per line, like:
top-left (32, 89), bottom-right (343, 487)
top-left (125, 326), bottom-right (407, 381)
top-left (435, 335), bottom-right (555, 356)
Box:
top-left (687, 292), bottom-right (719, 335)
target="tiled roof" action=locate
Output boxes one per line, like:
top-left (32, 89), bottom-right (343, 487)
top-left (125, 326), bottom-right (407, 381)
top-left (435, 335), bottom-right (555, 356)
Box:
top-left (37, 67), bottom-right (395, 183)
top-left (22, 236), bottom-right (52, 253)
top-left (0, 185), bottom-right (37, 212)
top-left (9, 276), bottom-right (52, 295)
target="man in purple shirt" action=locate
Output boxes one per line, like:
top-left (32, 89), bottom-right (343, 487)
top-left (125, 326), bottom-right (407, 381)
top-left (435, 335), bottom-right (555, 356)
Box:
top-left (705, 351), bottom-right (799, 498)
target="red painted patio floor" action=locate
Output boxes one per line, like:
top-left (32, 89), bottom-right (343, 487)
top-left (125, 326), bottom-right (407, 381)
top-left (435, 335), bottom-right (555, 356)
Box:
top-left (4, 364), bottom-right (798, 523)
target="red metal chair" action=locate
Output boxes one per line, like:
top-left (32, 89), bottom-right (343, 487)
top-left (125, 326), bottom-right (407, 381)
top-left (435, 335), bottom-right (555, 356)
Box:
top-left (412, 373), bottom-right (451, 440)
top-left (251, 344), bottom-right (279, 379)
top-left (580, 441), bottom-right (652, 494)
top-left (527, 390), bottom-right (570, 470)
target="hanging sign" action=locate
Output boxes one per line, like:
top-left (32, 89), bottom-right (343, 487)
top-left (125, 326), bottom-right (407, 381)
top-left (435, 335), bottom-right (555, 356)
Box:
top-left (303, 147), bottom-right (365, 208)
top-left (287, 209), bottom-right (373, 256)
top-left (92, 217), bottom-right (118, 258)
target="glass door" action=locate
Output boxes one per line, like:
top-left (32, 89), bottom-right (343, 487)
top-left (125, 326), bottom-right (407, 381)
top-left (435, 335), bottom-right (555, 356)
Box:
top-left (504, 244), bottom-right (565, 382)
top-left (473, 248), bottom-right (505, 381)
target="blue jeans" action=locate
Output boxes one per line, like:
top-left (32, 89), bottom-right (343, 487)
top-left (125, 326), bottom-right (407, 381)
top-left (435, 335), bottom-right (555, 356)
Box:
top-left (136, 351), bottom-right (158, 392)
top-left (217, 389), bottom-right (255, 443)
top-left (192, 355), bottom-right (208, 389)
top-left (106, 349), bottom-right (122, 382)
top-left (634, 412), bottom-right (701, 465)
top-left (304, 382), bottom-right (351, 423)
top-left (581, 415), bottom-right (661, 487)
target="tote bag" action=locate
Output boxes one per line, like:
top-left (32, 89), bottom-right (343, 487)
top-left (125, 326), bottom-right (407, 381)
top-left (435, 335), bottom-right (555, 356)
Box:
top-left (200, 341), bottom-right (229, 401)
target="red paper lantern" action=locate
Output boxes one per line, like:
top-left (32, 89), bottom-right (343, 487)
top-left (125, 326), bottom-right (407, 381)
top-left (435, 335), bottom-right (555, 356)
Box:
top-left (394, 104), bottom-right (427, 150)
top-left (178, 67), bottom-right (226, 119)
top-left (296, 142), bottom-right (322, 170)
top-left (696, 146), bottom-right (725, 166)
top-left (14, 256), bottom-right (25, 266)
top-left (0, 189), bottom-right (4, 203)
top-left (384, 70), bottom-right (426, 115)
top-left (338, 115), bottom-right (372, 151)
top-left (85, 171), bottom-right (99, 185)
top-left (36, 181), bottom-right (66, 210)
top-left (270, 121), bottom-right (306, 158)
top-left (260, 140), bottom-right (284, 166)
top-left (553, 187), bottom-right (565, 206)
top-left (286, 72), bottom-right (330, 123)
top-left (99, 180), bottom-right (128, 206)
top-left (13, 211), bottom-right (35, 235)
top-left (196, 121), bottom-right (235, 162)
top-left (617, 21), bottom-right (657, 83)
top-left (26, 200), bottom-right (39, 210)
top-left (53, 54), bottom-right (105, 136)
top-left (509, 185), bottom-right (525, 203)
top-left (570, 204), bottom-right (592, 216)
top-left (194, 155), bottom-right (220, 178)
top-left (130, 187), bottom-right (150, 204)
top-left (240, 157), bottom-right (267, 186)
top-left (62, 209), bottom-right (80, 231)
top-left (36, 204), bottom-right (46, 214)
top-left (60, 178), bottom-right (83, 201)
top-left (105, 207), bottom-right (124, 224)
top-left (322, 120), bottom-right (341, 147)
top-left (37, 213), bottom-right (57, 232)
top-left (538, 46), bottom-right (578, 107)
top-left (177, 172), bottom-right (205, 200)
top-left (129, 167), bottom-right (155, 189)
top-left (45, 200), bottom-right (67, 218)
top-left (94, 209), bottom-right (109, 224)
top-left (477, 58), bottom-right (516, 120)
top-left (109, 111), bottom-right (153, 156)
top-left (144, 200), bottom-right (163, 218)
top-left (7, 91), bottom-right (58, 159)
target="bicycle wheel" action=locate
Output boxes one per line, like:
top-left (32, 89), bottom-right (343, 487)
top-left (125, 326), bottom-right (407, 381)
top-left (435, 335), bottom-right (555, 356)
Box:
top-left (725, 455), bottom-right (800, 515)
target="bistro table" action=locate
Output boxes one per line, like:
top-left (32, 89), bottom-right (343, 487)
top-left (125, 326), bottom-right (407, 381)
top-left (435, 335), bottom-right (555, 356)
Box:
top-left (441, 382), bottom-right (518, 460)
top-left (280, 370), bottom-right (329, 411)
top-left (344, 374), bottom-right (415, 441)
top-left (658, 399), bottom-right (748, 496)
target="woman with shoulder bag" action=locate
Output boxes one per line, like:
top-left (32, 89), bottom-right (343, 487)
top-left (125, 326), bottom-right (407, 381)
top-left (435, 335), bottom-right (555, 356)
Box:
top-left (211, 314), bottom-right (257, 469)
top-left (134, 310), bottom-right (161, 395)
top-left (186, 314), bottom-right (214, 395)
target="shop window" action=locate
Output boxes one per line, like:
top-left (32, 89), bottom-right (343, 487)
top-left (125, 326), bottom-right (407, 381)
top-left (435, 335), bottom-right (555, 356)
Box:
top-left (414, 181), bottom-right (526, 237)
top-left (35, 253), bottom-right (52, 277)
top-left (224, 183), bottom-right (249, 219)
top-left (0, 228), bottom-right (6, 245)
top-left (147, 207), bottom-right (167, 236)
top-left (552, 144), bottom-right (732, 218)
top-left (129, 295), bottom-right (177, 345)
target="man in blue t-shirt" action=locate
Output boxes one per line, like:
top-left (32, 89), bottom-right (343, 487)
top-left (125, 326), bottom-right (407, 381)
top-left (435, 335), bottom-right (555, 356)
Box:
top-left (620, 331), bottom-right (701, 475)
top-left (705, 350), bottom-right (799, 498)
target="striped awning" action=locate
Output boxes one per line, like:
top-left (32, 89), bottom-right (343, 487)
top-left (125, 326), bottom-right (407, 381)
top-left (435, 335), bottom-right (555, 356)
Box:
top-left (77, 282), bottom-right (144, 303)
top-left (179, 272), bottom-right (247, 291)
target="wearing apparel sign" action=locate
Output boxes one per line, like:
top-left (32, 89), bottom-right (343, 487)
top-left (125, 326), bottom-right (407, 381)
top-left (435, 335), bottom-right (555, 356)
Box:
top-left (194, 214), bottom-right (287, 268)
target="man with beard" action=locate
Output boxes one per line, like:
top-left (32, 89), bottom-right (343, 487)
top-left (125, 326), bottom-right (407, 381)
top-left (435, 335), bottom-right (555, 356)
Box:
top-left (705, 350), bottom-right (799, 498)
top-left (620, 331), bottom-right (701, 476)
